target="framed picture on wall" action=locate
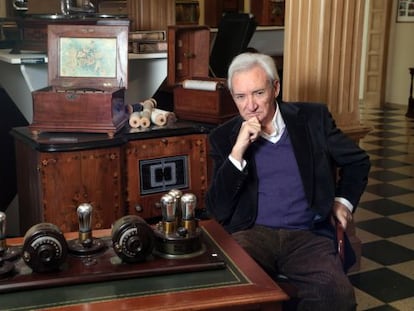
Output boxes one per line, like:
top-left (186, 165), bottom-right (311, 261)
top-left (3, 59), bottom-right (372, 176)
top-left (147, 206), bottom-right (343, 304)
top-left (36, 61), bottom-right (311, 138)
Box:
top-left (397, 0), bottom-right (414, 22)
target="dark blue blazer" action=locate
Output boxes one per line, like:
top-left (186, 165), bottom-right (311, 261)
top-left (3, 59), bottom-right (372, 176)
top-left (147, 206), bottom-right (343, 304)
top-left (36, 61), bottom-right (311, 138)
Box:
top-left (206, 102), bottom-right (370, 234)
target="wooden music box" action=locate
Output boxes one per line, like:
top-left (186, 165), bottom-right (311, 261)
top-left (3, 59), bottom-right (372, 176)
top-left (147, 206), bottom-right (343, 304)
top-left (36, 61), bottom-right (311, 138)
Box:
top-left (167, 25), bottom-right (238, 124)
top-left (30, 24), bottom-right (129, 137)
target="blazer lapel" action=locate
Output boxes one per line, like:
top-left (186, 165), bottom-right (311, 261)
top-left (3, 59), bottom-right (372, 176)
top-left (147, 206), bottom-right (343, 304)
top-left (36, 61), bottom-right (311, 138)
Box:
top-left (230, 117), bottom-right (242, 146)
top-left (279, 102), bottom-right (314, 204)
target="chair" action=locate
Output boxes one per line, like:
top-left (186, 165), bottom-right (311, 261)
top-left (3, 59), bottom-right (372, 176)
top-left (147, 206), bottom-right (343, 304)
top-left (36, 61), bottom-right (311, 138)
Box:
top-left (209, 12), bottom-right (257, 78)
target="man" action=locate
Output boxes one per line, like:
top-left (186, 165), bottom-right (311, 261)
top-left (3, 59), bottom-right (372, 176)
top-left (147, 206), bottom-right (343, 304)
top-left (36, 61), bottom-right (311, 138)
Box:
top-left (205, 53), bottom-right (370, 310)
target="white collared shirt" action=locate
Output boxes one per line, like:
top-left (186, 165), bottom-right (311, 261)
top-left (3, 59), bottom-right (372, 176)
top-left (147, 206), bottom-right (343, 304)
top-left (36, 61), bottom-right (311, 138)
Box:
top-left (260, 103), bottom-right (286, 144)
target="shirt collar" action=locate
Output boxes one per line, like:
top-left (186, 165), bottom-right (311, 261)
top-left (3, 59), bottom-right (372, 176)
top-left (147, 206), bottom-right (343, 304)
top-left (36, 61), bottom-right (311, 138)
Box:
top-left (260, 102), bottom-right (286, 141)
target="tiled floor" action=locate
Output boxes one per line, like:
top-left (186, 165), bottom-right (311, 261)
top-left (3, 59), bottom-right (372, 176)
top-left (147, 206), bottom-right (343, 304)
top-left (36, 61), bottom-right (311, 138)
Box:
top-left (349, 104), bottom-right (414, 310)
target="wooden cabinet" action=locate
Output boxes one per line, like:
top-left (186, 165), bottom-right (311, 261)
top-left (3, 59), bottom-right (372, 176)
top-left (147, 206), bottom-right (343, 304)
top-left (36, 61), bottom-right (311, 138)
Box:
top-left (95, 0), bottom-right (128, 15)
top-left (250, 0), bottom-right (285, 26)
top-left (126, 0), bottom-right (176, 31)
top-left (176, 0), bottom-right (200, 25)
top-left (12, 125), bottom-right (209, 234)
top-left (125, 134), bottom-right (208, 219)
top-left (14, 137), bottom-right (125, 233)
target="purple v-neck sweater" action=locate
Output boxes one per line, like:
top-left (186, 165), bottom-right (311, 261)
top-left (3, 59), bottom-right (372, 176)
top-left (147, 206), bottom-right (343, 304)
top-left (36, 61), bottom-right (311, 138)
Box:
top-left (253, 130), bottom-right (315, 229)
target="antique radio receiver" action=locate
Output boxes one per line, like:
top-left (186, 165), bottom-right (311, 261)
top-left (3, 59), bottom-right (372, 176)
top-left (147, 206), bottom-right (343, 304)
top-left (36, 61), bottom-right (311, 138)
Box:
top-left (167, 25), bottom-right (238, 124)
top-left (0, 197), bottom-right (225, 293)
top-left (30, 23), bottom-right (129, 137)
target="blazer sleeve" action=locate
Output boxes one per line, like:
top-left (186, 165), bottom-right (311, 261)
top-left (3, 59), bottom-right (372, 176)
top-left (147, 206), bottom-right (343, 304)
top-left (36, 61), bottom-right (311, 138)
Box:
top-left (206, 130), bottom-right (248, 222)
top-left (321, 106), bottom-right (371, 209)
top-left (205, 121), bottom-right (258, 231)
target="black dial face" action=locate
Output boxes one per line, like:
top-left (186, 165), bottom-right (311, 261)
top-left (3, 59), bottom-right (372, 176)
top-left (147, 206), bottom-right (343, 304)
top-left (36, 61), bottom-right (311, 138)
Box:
top-left (22, 223), bottom-right (68, 273)
top-left (32, 236), bottom-right (63, 263)
top-left (112, 216), bottom-right (154, 263)
top-left (120, 227), bottom-right (142, 257)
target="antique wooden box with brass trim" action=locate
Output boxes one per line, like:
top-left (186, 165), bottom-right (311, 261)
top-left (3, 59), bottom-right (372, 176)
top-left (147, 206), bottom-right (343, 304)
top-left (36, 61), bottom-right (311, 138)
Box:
top-left (30, 23), bottom-right (129, 137)
top-left (167, 25), bottom-right (237, 124)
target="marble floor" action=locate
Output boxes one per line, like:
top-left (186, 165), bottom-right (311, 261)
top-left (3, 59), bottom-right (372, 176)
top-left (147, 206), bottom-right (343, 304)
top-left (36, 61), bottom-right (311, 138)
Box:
top-left (349, 104), bottom-right (414, 310)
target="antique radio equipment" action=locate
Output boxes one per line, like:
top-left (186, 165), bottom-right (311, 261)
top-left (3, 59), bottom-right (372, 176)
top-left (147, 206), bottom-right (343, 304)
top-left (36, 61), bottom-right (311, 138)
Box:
top-left (154, 190), bottom-right (203, 258)
top-left (22, 222), bottom-right (68, 273)
top-left (67, 203), bottom-right (106, 256)
top-left (0, 198), bottom-right (224, 293)
top-left (0, 212), bottom-right (20, 277)
top-left (167, 25), bottom-right (238, 124)
top-left (30, 23), bottom-right (129, 137)
top-left (111, 215), bottom-right (155, 263)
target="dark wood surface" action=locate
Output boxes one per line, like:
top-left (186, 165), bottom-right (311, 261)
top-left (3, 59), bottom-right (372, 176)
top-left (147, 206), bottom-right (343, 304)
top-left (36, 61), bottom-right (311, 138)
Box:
top-left (3, 220), bottom-right (289, 311)
top-left (167, 25), bottom-right (238, 124)
top-left (250, 0), bottom-right (285, 26)
top-left (14, 139), bottom-right (125, 233)
top-left (125, 134), bottom-right (209, 219)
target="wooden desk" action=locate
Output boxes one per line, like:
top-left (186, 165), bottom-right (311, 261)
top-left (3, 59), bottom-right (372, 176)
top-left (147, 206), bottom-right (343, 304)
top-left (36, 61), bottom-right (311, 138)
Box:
top-left (2, 220), bottom-right (289, 310)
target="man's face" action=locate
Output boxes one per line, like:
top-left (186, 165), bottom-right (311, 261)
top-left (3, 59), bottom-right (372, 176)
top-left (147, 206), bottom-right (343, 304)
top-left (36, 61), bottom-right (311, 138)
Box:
top-left (230, 65), bottom-right (280, 126)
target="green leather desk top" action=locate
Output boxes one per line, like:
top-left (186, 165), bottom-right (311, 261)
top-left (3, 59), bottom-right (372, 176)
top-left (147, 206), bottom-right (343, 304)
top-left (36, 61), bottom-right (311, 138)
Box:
top-left (2, 263), bottom-right (247, 310)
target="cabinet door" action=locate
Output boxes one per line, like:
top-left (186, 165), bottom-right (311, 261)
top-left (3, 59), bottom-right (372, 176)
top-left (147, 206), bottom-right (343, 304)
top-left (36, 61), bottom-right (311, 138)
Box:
top-left (39, 152), bottom-right (83, 232)
top-left (39, 147), bottom-right (124, 232)
top-left (250, 0), bottom-right (285, 26)
top-left (80, 147), bottom-right (125, 230)
top-left (126, 134), bottom-right (208, 220)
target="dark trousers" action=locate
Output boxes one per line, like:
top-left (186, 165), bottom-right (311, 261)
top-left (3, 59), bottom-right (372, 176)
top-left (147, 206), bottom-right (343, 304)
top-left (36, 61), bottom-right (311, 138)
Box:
top-left (232, 225), bottom-right (356, 311)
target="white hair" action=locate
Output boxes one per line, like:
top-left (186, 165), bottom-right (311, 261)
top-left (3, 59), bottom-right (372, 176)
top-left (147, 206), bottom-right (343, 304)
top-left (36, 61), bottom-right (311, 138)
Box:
top-left (227, 53), bottom-right (279, 92)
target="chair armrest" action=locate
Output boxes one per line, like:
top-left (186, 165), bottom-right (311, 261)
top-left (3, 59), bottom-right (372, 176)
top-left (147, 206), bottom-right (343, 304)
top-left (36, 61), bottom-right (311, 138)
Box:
top-left (335, 220), bottom-right (345, 264)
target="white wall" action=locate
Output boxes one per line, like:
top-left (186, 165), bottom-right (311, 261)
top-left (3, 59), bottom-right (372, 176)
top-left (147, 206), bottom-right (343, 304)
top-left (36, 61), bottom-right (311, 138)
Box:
top-left (386, 0), bottom-right (414, 106)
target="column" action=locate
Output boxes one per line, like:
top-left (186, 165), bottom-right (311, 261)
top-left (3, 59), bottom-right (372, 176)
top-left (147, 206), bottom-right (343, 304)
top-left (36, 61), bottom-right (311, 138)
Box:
top-left (283, 0), bottom-right (369, 136)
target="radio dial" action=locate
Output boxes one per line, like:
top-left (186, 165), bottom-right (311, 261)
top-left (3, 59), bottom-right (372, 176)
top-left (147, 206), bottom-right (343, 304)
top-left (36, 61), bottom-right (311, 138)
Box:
top-left (22, 223), bottom-right (68, 273)
top-left (112, 215), bottom-right (154, 263)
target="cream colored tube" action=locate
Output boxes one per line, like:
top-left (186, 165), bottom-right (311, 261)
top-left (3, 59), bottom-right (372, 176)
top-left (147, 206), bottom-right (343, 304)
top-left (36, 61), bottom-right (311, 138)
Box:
top-left (139, 111), bottom-right (151, 128)
top-left (182, 79), bottom-right (218, 91)
top-left (129, 111), bottom-right (141, 128)
top-left (151, 108), bottom-right (167, 126)
top-left (140, 98), bottom-right (157, 128)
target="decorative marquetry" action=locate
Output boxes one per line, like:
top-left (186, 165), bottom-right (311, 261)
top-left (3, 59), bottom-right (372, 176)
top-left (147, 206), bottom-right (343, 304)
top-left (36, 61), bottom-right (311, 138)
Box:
top-left (125, 134), bottom-right (208, 220)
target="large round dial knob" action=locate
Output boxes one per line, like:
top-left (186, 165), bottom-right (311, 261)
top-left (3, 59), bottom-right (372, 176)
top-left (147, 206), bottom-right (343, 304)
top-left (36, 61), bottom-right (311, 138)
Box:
top-left (22, 223), bottom-right (68, 273)
top-left (112, 215), bottom-right (154, 263)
